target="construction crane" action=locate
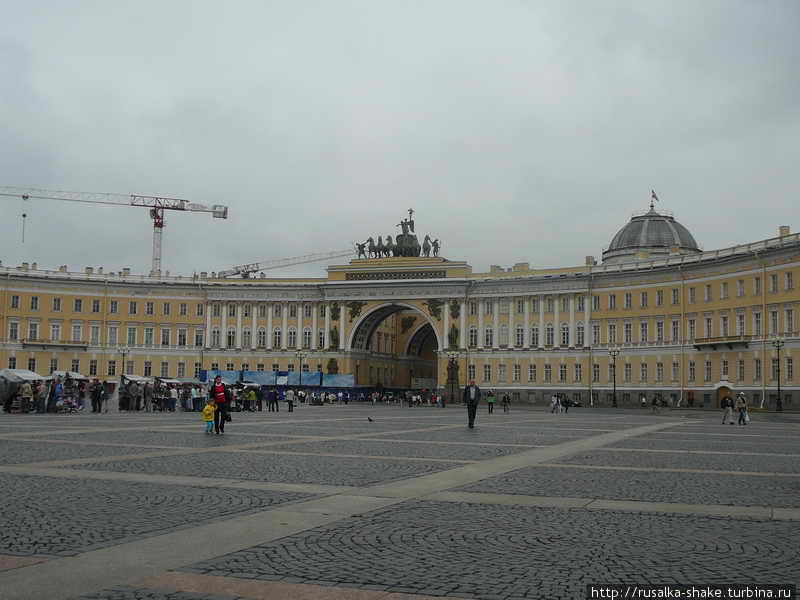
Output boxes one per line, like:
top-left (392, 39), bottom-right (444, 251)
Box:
top-left (0, 186), bottom-right (228, 275)
top-left (218, 248), bottom-right (356, 278)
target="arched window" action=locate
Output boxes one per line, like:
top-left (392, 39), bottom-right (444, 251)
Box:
top-left (303, 328), bottom-right (312, 348)
top-left (484, 327), bottom-right (493, 347)
top-left (499, 324), bottom-right (509, 347)
top-left (576, 323), bottom-right (585, 347)
top-left (530, 326), bottom-right (539, 346)
top-left (515, 326), bottom-right (524, 347)
top-left (560, 323), bottom-right (570, 346)
top-left (468, 326), bottom-right (478, 347)
top-left (545, 324), bottom-right (554, 346)
top-left (242, 328), bottom-right (251, 348)
top-left (287, 327), bottom-right (297, 348)
top-left (226, 329), bottom-right (236, 348)
top-left (257, 328), bottom-right (267, 347)
top-left (273, 327), bottom-right (282, 348)
top-left (211, 328), bottom-right (220, 347)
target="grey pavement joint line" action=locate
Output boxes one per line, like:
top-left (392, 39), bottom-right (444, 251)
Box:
top-left (536, 462), bottom-right (800, 477)
top-left (0, 418), bottom-right (682, 600)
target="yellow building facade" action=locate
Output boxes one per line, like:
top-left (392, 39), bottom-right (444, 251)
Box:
top-left (1, 209), bottom-right (798, 408)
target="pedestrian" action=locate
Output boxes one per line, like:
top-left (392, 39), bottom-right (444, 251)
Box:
top-left (19, 380), bottom-right (33, 413)
top-left (721, 394), bottom-right (734, 425)
top-left (143, 383), bottom-right (153, 412)
top-left (256, 386), bottom-right (264, 411)
top-left (502, 392), bottom-right (511, 413)
top-left (736, 393), bottom-right (749, 426)
top-left (562, 395), bottom-right (570, 414)
top-left (462, 379), bottom-right (481, 429)
top-left (286, 387), bottom-right (295, 413)
top-left (202, 398), bottom-right (216, 434)
top-left (651, 396), bottom-right (659, 414)
top-left (210, 375), bottom-right (230, 434)
top-left (90, 379), bottom-right (102, 413)
top-left (247, 387), bottom-right (256, 412)
top-left (268, 388), bottom-right (279, 412)
top-left (487, 389), bottom-right (495, 414)
top-left (641, 394), bottom-right (647, 409)
top-left (550, 394), bottom-right (559, 414)
top-left (169, 385), bottom-right (178, 411)
top-left (33, 381), bottom-right (44, 414)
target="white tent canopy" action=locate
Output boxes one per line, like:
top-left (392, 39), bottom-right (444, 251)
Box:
top-left (122, 374), bottom-right (153, 384)
top-left (51, 370), bottom-right (88, 381)
top-left (0, 368), bottom-right (49, 382)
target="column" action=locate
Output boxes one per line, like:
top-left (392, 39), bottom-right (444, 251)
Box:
top-left (509, 298), bottom-right (515, 348)
top-left (459, 301), bottom-right (466, 350)
top-left (297, 302), bottom-right (303, 349)
top-left (221, 304), bottom-right (228, 349)
top-left (324, 303), bottom-right (331, 349)
top-left (338, 304), bottom-right (345, 350)
top-left (235, 303), bottom-right (243, 349)
top-left (267, 303), bottom-right (273, 350)
top-left (493, 299), bottom-right (500, 349)
top-left (554, 295), bottom-right (560, 347)
top-left (443, 300), bottom-right (450, 350)
top-left (311, 303), bottom-right (318, 350)
top-left (538, 295), bottom-right (545, 348)
top-left (569, 295), bottom-right (576, 348)
top-left (204, 302), bottom-right (212, 349)
top-left (523, 297), bottom-right (530, 349)
top-left (250, 303), bottom-right (257, 350)
top-left (584, 292), bottom-right (591, 346)
top-left (478, 300), bottom-right (484, 349)
top-left (281, 302), bottom-right (288, 350)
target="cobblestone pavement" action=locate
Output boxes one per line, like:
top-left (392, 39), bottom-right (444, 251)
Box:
top-left (182, 500), bottom-right (800, 599)
top-left (1, 406), bottom-right (798, 600)
top-left (0, 472), bottom-right (312, 556)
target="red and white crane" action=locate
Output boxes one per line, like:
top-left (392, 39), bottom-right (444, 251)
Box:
top-left (0, 186), bottom-right (228, 275)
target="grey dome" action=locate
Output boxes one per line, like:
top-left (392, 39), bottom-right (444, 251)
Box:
top-left (602, 208), bottom-right (700, 264)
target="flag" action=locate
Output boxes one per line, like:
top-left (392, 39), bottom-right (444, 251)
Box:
top-left (651, 190), bottom-right (659, 202)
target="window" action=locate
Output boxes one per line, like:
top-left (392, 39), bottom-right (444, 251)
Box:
top-left (53, 297), bottom-right (61, 312)
top-left (672, 361), bottom-right (679, 381)
top-left (688, 288), bottom-right (696, 304)
top-left (226, 329), bottom-right (235, 348)
top-left (737, 359), bottom-right (745, 381)
top-left (126, 360), bottom-right (134, 375)
top-left (559, 363), bottom-right (567, 382)
top-left (287, 328), bottom-right (297, 348)
top-left (624, 293), bottom-right (632, 309)
top-left (7, 356), bottom-right (16, 369)
top-left (656, 362), bottom-right (663, 382)
top-left (786, 272), bottom-right (794, 291)
top-left (704, 317), bottom-right (712, 338)
top-left (770, 274), bottom-right (778, 293)
top-left (499, 324), bottom-right (509, 346)
top-left (318, 330), bottom-right (325, 349)
top-left (107, 360), bottom-right (116, 376)
top-left (560, 324), bottom-right (569, 346)
top-left (722, 359), bottom-right (729, 379)
top-left (688, 361), bottom-right (696, 382)
top-left (319, 304), bottom-right (326, 318)
top-left (256, 363), bottom-right (264, 372)
top-left (108, 326), bottom-right (117, 345)
top-left (544, 364), bottom-right (552, 383)
top-left (469, 302), bottom-right (477, 316)
top-left (144, 361), bottom-right (152, 376)
top-left (721, 316), bottom-right (729, 337)
top-left (608, 323), bottom-right (616, 344)
top-left (609, 294), bottom-right (616, 310)
top-left (640, 322), bottom-right (648, 343)
top-left (515, 326), bottom-right (524, 347)
top-left (71, 359), bottom-right (80, 373)
top-left (753, 312), bottom-right (762, 336)
top-left (91, 325), bottom-right (100, 345)
top-left (787, 358), bottom-right (794, 381)
top-left (289, 304), bottom-right (297, 318)
top-left (560, 297), bottom-right (569, 312)
top-left (688, 319), bottom-right (696, 340)
top-left (273, 328), bottom-right (282, 347)
top-left (484, 301), bottom-right (493, 316)
top-left (271, 363), bottom-right (279, 372)
top-left (754, 358), bottom-right (762, 381)
top-left (304, 304), bottom-right (312, 318)
top-left (483, 363), bottom-right (492, 382)
top-left (576, 324), bottom-right (585, 346)
top-left (624, 323), bottom-right (632, 343)
top-left (737, 313), bottom-right (746, 336)
top-left (49, 323), bottom-right (60, 341)
top-left (704, 360), bottom-right (711, 382)
top-left (737, 280), bottom-right (745, 297)
top-left (28, 322), bottom-right (39, 340)
top-left (624, 363), bottom-right (631, 382)
top-left (196, 303), bottom-right (205, 317)
top-left (545, 324), bottom-right (554, 346)
top-left (754, 277), bottom-right (761, 295)
top-left (161, 361), bottom-right (169, 377)
top-left (513, 363), bottom-right (521, 382)
top-left (212, 304), bottom-right (221, 317)
top-left (301, 363), bottom-right (309, 373)
top-left (468, 364), bottom-right (476, 380)
top-left (273, 304), bottom-right (281, 317)
top-left (89, 359), bottom-right (98, 376)
top-left (546, 298), bottom-right (554, 313)
top-left (640, 292), bottom-right (648, 308)
top-left (656, 321), bottom-right (664, 342)
top-left (178, 329), bottom-right (187, 346)
top-left (27, 357), bottom-right (36, 372)
top-left (31, 296), bottom-right (39, 310)
top-left (110, 300), bottom-right (118, 314)
top-left (177, 362), bottom-right (186, 378)
top-left (129, 301), bottom-right (137, 315)
top-left (672, 288), bottom-right (679, 305)
top-left (500, 300), bottom-right (509, 315)
top-left (528, 364), bottom-right (536, 382)
top-left (228, 304), bottom-right (236, 317)
top-left (592, 323), bottom-right (600, 345)
top-left (575, 363), bottom-right (582, 382)
top-left (10, 295), bottom-right (19, 309)
top-left (92, 299), bottom-right (100, 313)
top-left (145, 301), bottom-right (154, 315)
top-left (531, 298), bottom-right (539, 313)
top-left (484, 327), bottom-right (493, 347)
top-left (720, 282), bottom-right (728, 299)
top-left (127, 327), bottom-right (136, 346)
top-left (704, 284), bottom-right (712, 302)
top-left (770, 311), bottom-right (779, 335)
top-left (592, 363), bottom-right (600, 383)
top-left (144, 327), bottom-right (154, 346)
top-left (161, 329), bottom-right (171, 346)
top-left (49, 358), bottom-right (58, 373)
top-left (770, 357), bottom-right (780, 381)
top-left (787, 309), bottom-right (794, 334)
top-left (640, 362), bottom-right (648, 382)
top-left (515, 299), bottom-right (524, 314)
top-left (498, 364), bottom-right (507, 382)
top-left (163, 302), bottom-right (171, 316)
top-left (180, 303), bottom-right (187, 316)
top-left (672, 320), bottom-right (679, 342)
top-left (656, 290), bottom-right (664, 306)
top-left (195, 330), bottom-right (205, 347)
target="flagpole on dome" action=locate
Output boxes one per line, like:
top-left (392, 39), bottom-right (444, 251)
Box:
top-left (650, 189), bottom-right (659, 211)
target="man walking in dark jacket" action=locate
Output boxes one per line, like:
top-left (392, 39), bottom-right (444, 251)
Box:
top-left (463, 380), bottom-right (481, 429)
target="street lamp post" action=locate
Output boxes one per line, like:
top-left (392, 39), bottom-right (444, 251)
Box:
top-left (772, 337), bottom-right (784, 412)
top-left (608, 346), bottom-right (620, 408)
top-left (446, 350), bottom-right (460, 408)
top-left (296, 349), bottom-right (305, 390)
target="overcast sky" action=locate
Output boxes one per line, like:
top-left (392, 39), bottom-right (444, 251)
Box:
top-left (1, 1), bottom-right (798, 277)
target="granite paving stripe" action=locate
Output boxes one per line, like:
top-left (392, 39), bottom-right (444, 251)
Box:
top-left (0, 440), bottom-right (175, 465)
top-left (229, 448), bottom-right (476, 464)
top-left (560, 449), bottom-right (800, 473)
top-left (608, 436), bottom-right (800, 453)
top-left (37, 431), bottom-right (301, 448)
top-left (599, 446), bottom-right (800, 458)
top-left (457, 465), bottom-right (800, 507)
top-left (539, 462), bottom-right (800, 477)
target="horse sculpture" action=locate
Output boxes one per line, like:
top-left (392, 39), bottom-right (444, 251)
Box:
top-left (376, 236), bottom-right (384, 258)
top-left (384, 236), bottom-right (395, 257)
top-left (422, 235), bottom-right (432, 257)
top-left (366, 237), bottom-right (377, 258)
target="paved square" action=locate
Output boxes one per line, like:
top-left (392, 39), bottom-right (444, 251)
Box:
top-left (0, 405), bottom-right (798, 600)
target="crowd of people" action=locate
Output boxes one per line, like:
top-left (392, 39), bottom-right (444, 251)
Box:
top-left (2, 375), bottom-right (111, 414)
